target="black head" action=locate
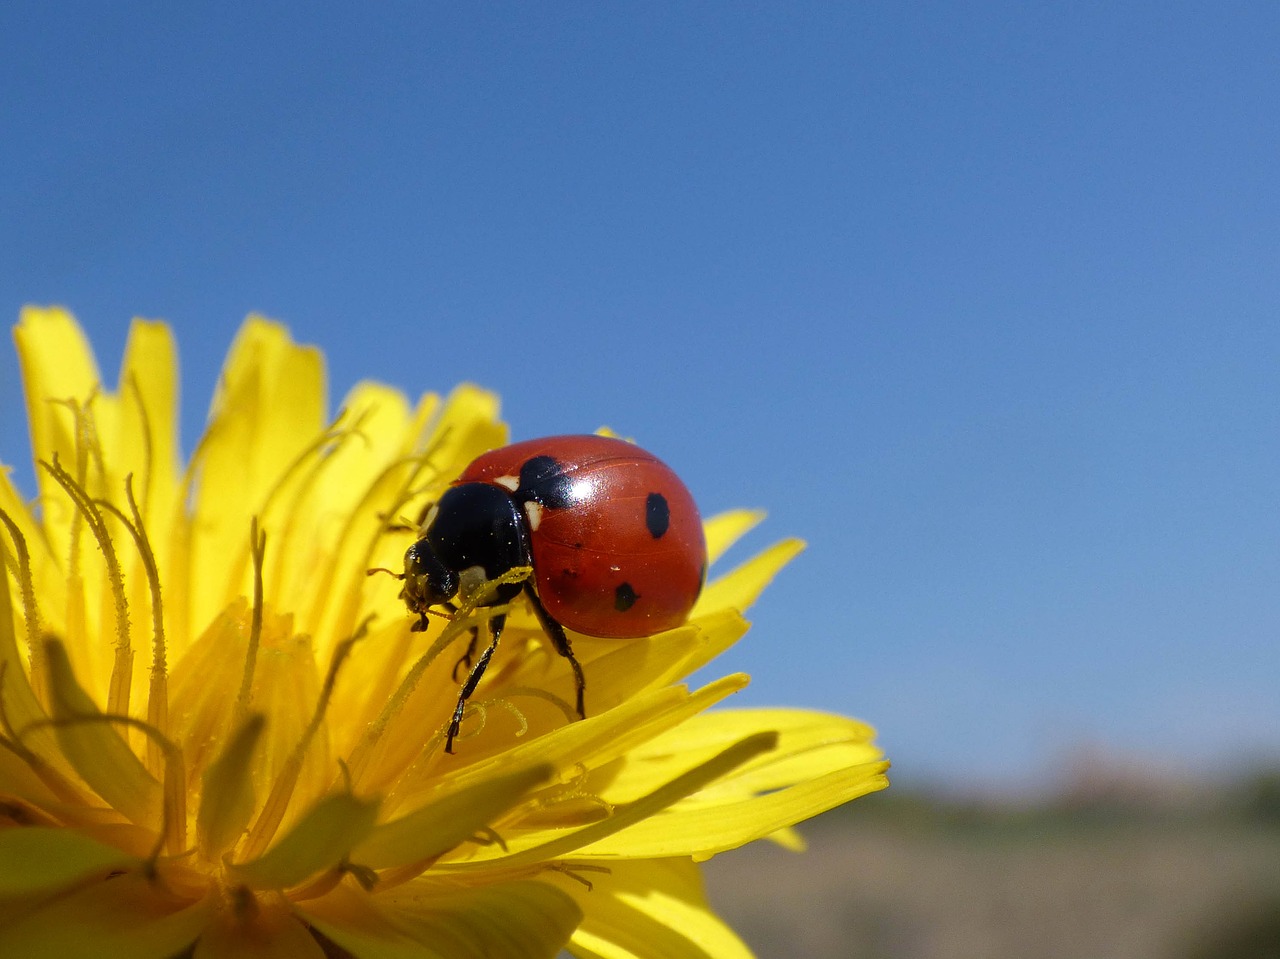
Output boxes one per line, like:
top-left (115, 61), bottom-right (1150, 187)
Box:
top-left (401, 538), bottom-right (461, 625)
top-left (399, 483), bottom-right (533, 630)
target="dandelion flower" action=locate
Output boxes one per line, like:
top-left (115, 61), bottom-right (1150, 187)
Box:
top-left (0, 308), bottom-right (888, 958)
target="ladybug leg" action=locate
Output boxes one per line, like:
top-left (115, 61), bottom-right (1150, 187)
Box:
top-left (410, 598), bottom-right (456, 636)
top-left (433, 601), bottom-right (477, 681)
top-left (522, 582), bottom-right (587, 721)
top-left (446, 612), bottom-right (505, 753)
top-left (452, 626), bottom-right (479, 681)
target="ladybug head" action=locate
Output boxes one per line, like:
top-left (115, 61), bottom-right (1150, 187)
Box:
top-left (401, 538), bottom-right (460, 620)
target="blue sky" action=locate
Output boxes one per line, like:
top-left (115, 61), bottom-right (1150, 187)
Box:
top-left (2, 3), bottom-right (1278, 791)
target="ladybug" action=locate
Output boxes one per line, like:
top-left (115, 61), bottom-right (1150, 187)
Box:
top-left (399, 434), bottom-right (707, 752)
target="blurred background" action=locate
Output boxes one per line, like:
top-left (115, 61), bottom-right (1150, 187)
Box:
top-left (2, 4), bottom-right (1278, 956)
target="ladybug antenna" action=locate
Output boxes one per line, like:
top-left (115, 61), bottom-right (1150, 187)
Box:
top-left (366, 566), bottom-right (404, 581)
top-left (373, 507), bottom-right (420, 533)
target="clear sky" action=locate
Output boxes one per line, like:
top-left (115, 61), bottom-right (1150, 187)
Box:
top-left (2, 3), bottom-right (1278, 791)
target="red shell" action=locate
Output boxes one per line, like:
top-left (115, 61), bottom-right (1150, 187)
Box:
top-left (460, 435), bottom-right (707, 638)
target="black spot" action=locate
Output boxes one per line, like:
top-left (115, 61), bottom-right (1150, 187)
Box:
top-left (645, 492), bottom-right (670, 539)
top-left (517, 455), bottom-right (574, 509)
top-left (614, 582), bottom-right (639, 612)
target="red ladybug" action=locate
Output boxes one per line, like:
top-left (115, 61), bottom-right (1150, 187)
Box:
top-left (399, 434), bottom-right (707, 751)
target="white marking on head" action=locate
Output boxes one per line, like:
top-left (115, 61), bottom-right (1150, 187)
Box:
top-left (523, 500), bottom-right (543, 531)
top-left (494, 474), bottom-right (520, 492)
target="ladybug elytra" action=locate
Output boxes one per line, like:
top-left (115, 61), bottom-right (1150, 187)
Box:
top-left (398, 434), bottom-right (707, 752)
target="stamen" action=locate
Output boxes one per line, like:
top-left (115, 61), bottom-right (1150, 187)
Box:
top-left (95, 476), bottom-right (170, 775)
top-left (523, 761), bottom-right (614, 824)
top-left (482, 697), bottom-right (530, 738)
top-left (76, 392), bottom-right (110, 506)
top-left (544, 860), bottom-right (612, 891)
top-left (230, 883), bottom-right (259, 922)
top-left (40, 456), bottom-right (133, 716)
top-left (0, 793), bottom-right (61, 828)
top-left (168, 417), bottom-right (219, 648)
top-left (471, 826), bottom-right (507, 851)
top-left (177, 414), bottom-right (216, 518)
top-left (196, 713), bottom-right (265, 862)
top-left (179, 405), bottom-right (368, 645)
top-left (344, 567), bottom-right (531, 792)
top-left (258, 409), bottom-right (371, 590)
top-left (301, 436), bottom-right (453, 640)
top-left (46, 399), bottom-right (89, 585)
top-left (239, 619), bottom-right (367, 861)
top-left (344, 861), bottom-right (379, 890)
top-left (0, 662), bottom-right (86, 806)
top-left (18, 708), bottom-right (186, 861)
top-left (287, 836), bottom-right (382, 902)
top-left (0, 508), bottom-right (45, 696)
top-left (234, 519), bottom-right (267, 718)
top-left (335, 757), bottom-right (354, 793)
top-left (454, 700), bottom-right (488, 743)
top-left (124, 374), bottom-right (155, 520)
top-left (344, 610), bottom-right (481, 789)
top-left (498, 686), bottom-right (578, 723)
top-left (437, 732), bottom-right (778, 873)
top-left (50, 391), bottom-right (106, 562)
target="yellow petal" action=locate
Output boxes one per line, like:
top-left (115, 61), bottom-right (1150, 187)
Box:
top-left (574, 610), bottom-right (750, 711)
top-left (693, 538), bottom-right (804, 618)
top-left (0, 874), bottom-right (211, 959)
top-left (169, 604), bottom-right (326, 822)
top-left (763, 825), bottom-right (807, 851)
top-left (0, 536), bottom-right (63, 771)
top-left (565, 859), bottom-right (753, 959)
top-left (416, 383), bottom-right (507, 480)
top-left (192, 901), bottom-right (325, 959)
top-left (0, 827), bottom-right (134, 898)
top-left (197, 713), bottom-right (265, 860)
top-left (227, 792), bottom-right (380, 890)
top-left (353, 763), bottom-right (553, 869)
top-left (305, 878), bottom-right (582, 959)
top-left (166, 601), bottom-right (251, 781)
top-left (602, 709), bottom-right (883, 803)
top-left (242, 624), bottom-right (329, 818)
top-left (441, 731), bottom-right (777, 872)
top-left (703, 509), bottom-right (765, 564)
top-left (117, 319), bottom-right (180, 534)
top-left (187, 318), bottom-right (325, 636)
top-left (294, 882), bottom-right (446, 959)
top-left (386, 880), bottom-right (582, 959)
top-left (13, 306), bottom-right (103, 522)
top-left (473, 611), bottom-right (750, 758)
top-left (43, 639), bottom-right (162, 826)
top-left (0, 466), bottom-right (65, 637)
top-left (399, 677), bottom-right (746, 817)
top-left (278, 380), bottom-right (414, 637)
top-left (551, 710), bottom-right (886, 860)
top-left (0, 749), bottom-right (64, 810)
top-left (579, 761), bottom-right (889, 861)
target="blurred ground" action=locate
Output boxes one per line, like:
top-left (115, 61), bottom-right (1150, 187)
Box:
top-left (702, 773), bottom-right (1280, 959)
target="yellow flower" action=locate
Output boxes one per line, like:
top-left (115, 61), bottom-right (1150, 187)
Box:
top-left (0, 307), bottom-right (888, 959)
